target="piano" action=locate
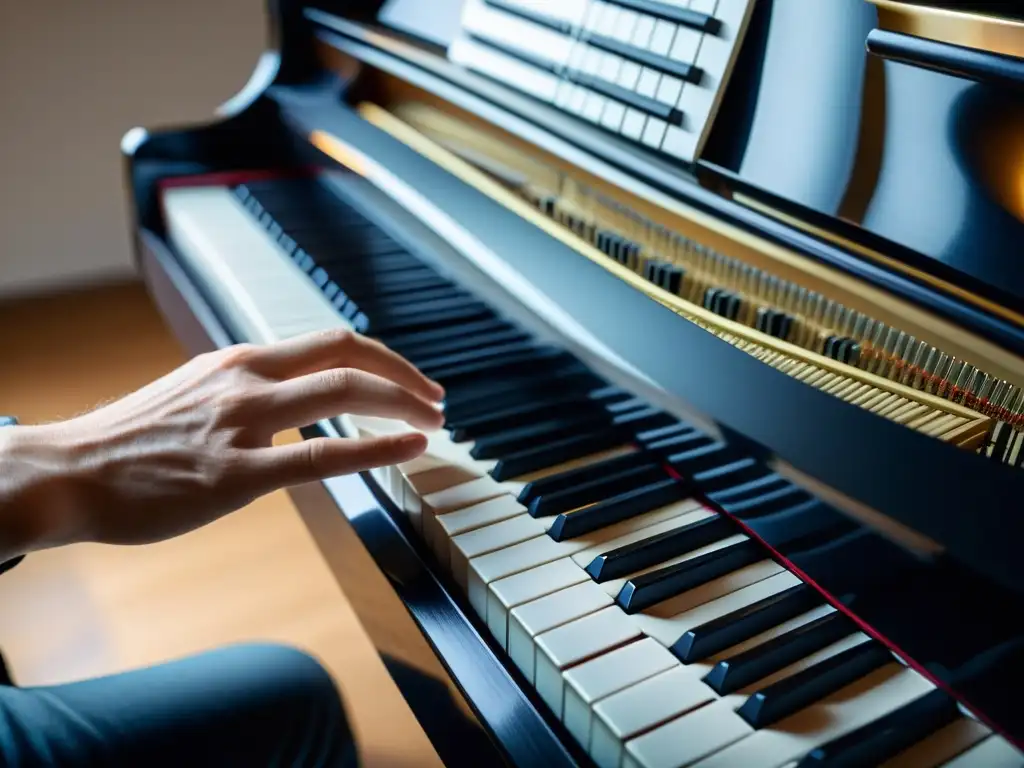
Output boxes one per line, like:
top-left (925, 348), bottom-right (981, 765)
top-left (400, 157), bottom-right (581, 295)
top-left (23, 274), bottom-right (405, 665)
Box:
top-left (123, 0), bottom-right (1024, 765)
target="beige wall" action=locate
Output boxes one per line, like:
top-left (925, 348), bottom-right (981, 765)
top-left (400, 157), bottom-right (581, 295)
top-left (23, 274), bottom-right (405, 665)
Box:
top-left (0, 0), bottom-right (266, 299)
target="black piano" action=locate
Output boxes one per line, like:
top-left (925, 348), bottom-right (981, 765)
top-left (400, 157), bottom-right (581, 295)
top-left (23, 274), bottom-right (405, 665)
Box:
top-left (124, 0), bottom-right (1024, 765)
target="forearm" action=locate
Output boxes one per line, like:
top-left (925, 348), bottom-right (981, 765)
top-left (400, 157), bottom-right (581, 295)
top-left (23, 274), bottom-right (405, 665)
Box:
top-left (0, 425), bottom-right (81, 562)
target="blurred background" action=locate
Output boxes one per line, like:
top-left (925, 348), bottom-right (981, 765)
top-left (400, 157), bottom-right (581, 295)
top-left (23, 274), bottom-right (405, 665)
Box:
top-left (0, 3), bottom-right (438, 764)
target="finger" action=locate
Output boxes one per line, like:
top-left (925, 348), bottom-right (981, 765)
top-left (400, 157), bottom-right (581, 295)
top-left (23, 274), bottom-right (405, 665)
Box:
top-left (254, 329), bottom-right (444, 402)
top-left (251, 432), bottom-right (428, 487)
top-left (264, 368), bottom-right (445, 433)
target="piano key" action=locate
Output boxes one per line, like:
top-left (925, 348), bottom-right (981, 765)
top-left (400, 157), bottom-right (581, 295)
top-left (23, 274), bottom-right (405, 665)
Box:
top-left (394, 324), bottom-right (529, 362)
top-left (462, 0), bottom-right (575, 67)
top-left (449, 37), bottom-right (561, 103)
top-left (469, 500), bottom-right (696, 616)
top-left (591, 666), bottom-right (717, 768)
top-left (625, 698), bottom-right (754, 768)
top-left (702, 608), bottom-right (851, 695)
top-left (670, 584), bottom-right (822, 663)
top-left (568, 71), bottom-right (684, 126)
top-left (518, 450), bottom-right (655, 506)
top-left (450, 513), bottom-right (552, 588)
top-left (878, 716), bottom-right (990, 768)
top-left (374, 317), bottom-right (510, 353)
top-left (481, 0), bottom-right (574, 33)
top-left (691, 665), bottom-right (936, 767)
top-left (616, 537), bottom-right (764, 613)
top-left (737, 639), bottom-right (891, 728)
top-left (939, 735), bottom-right (1023, 767)
top-left (690, 457), bottom-right (766, 494)
top-left (585, 513), bottom-right (735, 581)
top-left (571, 504), bottom-right (715, 569)
top-left (548, 478), bottom-right (687, 541)
top-left (563, 637), bottom-right (678, 748)
top-left (509, 581), bottom-right (615, 681)
top-left (607, 1), bottom-right (721, 34)
top-left (430, 493), bottom-right (527, 567)
top-left (487, 558), bottom-right (591, 648)
top-left (534, 605), bottom-right (644, 715)
top-left (716, 483), bottom-right (813, 519)
top-left (743, 500), bottom-right (857, 554)
top-left (470, 405), bottom-right (643, 460)
top-left (584, 33), bottom-right (702, 82)
top-left (413, 338), bottom-right (543, 375)
top-left (797, 688), bottom-right (962, 766)
top-left (526, 461), bottom-right (667, 517)
top-left (492, 429), bottom-right (630, 481)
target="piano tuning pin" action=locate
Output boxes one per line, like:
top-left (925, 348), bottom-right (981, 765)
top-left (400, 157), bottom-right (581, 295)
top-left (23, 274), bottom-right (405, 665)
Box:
top-left (917, 347), bottom-right (939, 390)
top-left (953, 364), bottom-right (975, 405)
top-left (904, 340), bottom-right (927, 386)
top-left (967, 371), bottom-right (989, 411)
top-left (987, 379), bottom-right (1007, 417)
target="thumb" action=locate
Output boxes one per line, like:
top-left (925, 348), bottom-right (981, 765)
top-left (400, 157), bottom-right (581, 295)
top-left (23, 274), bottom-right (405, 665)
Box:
top-left (251, 432), bottom-right (428, 488)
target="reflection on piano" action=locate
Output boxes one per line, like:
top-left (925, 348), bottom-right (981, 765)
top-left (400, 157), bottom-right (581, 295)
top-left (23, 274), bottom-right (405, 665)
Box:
top-left (124, 0), bottom-right (1024, 765)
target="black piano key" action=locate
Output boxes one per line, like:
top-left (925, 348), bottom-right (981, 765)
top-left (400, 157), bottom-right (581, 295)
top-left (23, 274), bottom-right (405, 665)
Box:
top-left (364, 294), bottom-right (480, 323)
top-left (636, 423), bottom-right (695, 447)
top-left (483, 0), bottom-right (573, 32)
top-left (716, 484), bottom-right (813, 520)
top-left (691, 457), bottom-right (766, 494)
top-left (331, 269), bottom-right (448, 298)
top-left (668, 443), bottom-right (736, 476)
top-left (797, 689), bottom-right (961, 767)
top-left (586, 514), bottom-right (735, 581)
top-left (585, 33), bottom-right (702, 83)
top-left (702, 611), bottom-right (853, 695)
top-left (352, 312), bottom-right (370, 333)
top-left (361, 287), bottom-right (470, 314)
top-left (743, 500), bottom-right (857, 555)
top-left (323, 281), bottom-right (342, 303)
top-left (398, 327), bottom-right (529, 363)
top-left (737, 640), bottom-right (892, 728)
top-left (612, 405), bottom-right (677, 434)
top-left (296, 251), bottom-right (316, 273)
top-left (707, 474), bottom-right (788, 504)
top-left (647, 430), bottom-right (713, 456)
top-left (491, 429), bottom-right (627, 481)
top-left (703, 287), bottom-right (720, 311)
top-left (671, 584), bottom-right (822, 663)
top-left (441, 369), bottom-right (600, 421)
top-left (615, 538), bottom-right (763, 614)
top-left (529, 463), bottom-right (668, 518)
top-left (379, 318), bottom-right (511, 353)
top-left (548, 478), bottom-right (686, 542)
top-left (370, 303), bottom-right (494, 336)
top-left (416, 340), bottom-right (545, 377)
top-left (450, 386), bottom-right (630, 442)
top-left (309, 266), bottom-right (331, 289)
top-left (517, 451), bottom-right (654, 505)
top-left (605, 0), bottom-right (721, 34)
top-left (428, 348), bottom-right (576, 386)
top-left (665, 266), bottom-right (684, 294)
top-left (568, 71), bottom-right (684, 126)
top-left (470, 404), bottom-right (643, 460)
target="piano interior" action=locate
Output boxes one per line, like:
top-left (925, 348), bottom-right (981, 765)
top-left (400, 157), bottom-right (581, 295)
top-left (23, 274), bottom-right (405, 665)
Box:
top-left (128, 0), bottom-right (1024, 765)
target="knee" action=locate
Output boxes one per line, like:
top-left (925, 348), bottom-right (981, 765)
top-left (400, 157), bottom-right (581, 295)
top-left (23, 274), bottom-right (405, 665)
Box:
top-left (236, 643), bottom-right (343, 711)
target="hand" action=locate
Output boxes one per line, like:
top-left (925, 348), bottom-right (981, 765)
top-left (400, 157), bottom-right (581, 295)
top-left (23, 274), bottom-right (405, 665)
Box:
top-left (0, 330), bottom-right (445, 554)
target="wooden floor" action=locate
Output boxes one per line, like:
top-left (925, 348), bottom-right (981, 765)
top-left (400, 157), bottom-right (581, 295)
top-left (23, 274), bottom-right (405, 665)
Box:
top-left (0, 281), bottom-right (443, 767)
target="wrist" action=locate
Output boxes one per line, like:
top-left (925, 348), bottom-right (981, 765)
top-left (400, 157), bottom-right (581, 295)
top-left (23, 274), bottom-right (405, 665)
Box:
top-left (0, 423), bottom-right (87, 558)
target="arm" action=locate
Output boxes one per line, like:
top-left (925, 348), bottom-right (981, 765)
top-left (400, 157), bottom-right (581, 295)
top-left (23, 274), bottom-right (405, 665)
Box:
top-left (0, 329), bottom-right (444, 561)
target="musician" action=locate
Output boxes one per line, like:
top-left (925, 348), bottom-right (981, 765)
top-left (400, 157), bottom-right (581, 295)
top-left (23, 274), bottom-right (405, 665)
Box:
top-left (0, 328), bottom-right (445, 767)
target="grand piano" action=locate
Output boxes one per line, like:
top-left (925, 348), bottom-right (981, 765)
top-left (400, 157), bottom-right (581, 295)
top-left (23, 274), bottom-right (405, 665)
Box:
top-left (123, 1), bottom-right (1024, 765)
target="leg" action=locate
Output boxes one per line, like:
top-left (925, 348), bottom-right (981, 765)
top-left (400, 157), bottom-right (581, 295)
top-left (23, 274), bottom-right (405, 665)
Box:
top-left (0, 643), bottom-right (358, 767)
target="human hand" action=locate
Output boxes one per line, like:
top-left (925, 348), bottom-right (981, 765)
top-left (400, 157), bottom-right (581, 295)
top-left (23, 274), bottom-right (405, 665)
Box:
top-left (0, 330), bottom-right (444, 553)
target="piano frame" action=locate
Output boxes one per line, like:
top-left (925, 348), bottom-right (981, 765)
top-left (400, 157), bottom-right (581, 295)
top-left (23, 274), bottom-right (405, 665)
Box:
top-left (124, 0), bottom-right (1024, 762)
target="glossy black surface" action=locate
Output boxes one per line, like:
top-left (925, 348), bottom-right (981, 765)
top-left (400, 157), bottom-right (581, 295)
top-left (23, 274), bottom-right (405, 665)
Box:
top-left (867, 29), bottom-right (1024, 88)
top-left (707, 0), bottom-right (1024, 314)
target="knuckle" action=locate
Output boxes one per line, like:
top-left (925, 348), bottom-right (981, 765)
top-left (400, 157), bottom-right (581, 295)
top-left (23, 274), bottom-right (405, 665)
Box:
top-left (217, 343), bottom-right (258, 371)
top-left (321, 367), bottom-right (355, 395)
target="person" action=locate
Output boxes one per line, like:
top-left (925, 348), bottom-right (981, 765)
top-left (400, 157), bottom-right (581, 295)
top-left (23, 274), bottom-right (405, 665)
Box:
top-left (0, 328), bottom-right (447, 767)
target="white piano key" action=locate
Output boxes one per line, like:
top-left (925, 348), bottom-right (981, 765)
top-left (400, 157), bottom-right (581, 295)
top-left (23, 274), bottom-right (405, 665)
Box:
top-left (647, 19), bottom-right (677, 56)
top-left (584, 0), bottom-right (607, 32)
top-left (659, 125), bottom-right (698, 164)
top-left (598, 52), bottom-right (624, 83)
top-left (568, 85), bottom-right (591, 115)
top-left (625, 698), bottom-right (753, 768)
top-left (509, 581), bottom-right (615, 681)
top-left (582, 46), bottom-right (605, 75)
top-left (431, 493), bottom-right (525, 567)
top-left (879, 716), bottom-right (990, 768)
top-left (635, 68), bottom-right (662, 98)
top-left (621, 109), bottom-right (648, 140)
top-left (420, 475), bottom-right (508, 549)
top-left (692, 665), bottom-right (935, 767)
top-left (488, 557), bottom-right (590, 648)
top-left (668, 26), bottom-right (701, 64)
top-left (583, 93), bottom-right (610, 123)
top-left (591, 666), bottom-right (717, 768)
top-left (616, 61), bottom-right (643, 90)
top-left (655, 75), bottom-right (683, 106)
top-left (940, 735), bottom-right (1023, 767)
top-left (555, 79), bottom-right (576, 108)
top-left (534, 605), bottom-right (644, 715)
top-left (630, 14), bottom-right (657, 48)
top-left (563, 637), bottom-right (678, 748)
top-left (641, 118), bottom-right (668, 149)
top-left (601, 101), bottom-right (628, 132)
top-left (449, 38), bottom-right (560, 103)
top-left (450, 513), bottom-right (550, 589)
top-left (595, 3), bottom-right (621, 36)
top-left (613, 9), bottom-right (640, 42)
top-left (503, 0), bottom-right (589, 26)
top-left (689, 0), bottom-right (719, 14)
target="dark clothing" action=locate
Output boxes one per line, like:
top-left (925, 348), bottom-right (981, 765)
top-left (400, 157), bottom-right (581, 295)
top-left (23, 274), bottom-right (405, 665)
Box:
top-left (0, 643), bottom-right (357, 767)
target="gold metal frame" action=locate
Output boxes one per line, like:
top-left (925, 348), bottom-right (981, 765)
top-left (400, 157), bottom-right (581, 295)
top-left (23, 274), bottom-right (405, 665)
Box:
top-left (870, 1), bottom-right (1024, 59)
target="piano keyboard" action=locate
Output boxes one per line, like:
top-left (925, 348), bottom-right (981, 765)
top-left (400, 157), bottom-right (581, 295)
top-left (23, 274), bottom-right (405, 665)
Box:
top-left (449, 0), bottom-right (755, 164)
top-left (162, 175), bottom-right (1022, 767)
